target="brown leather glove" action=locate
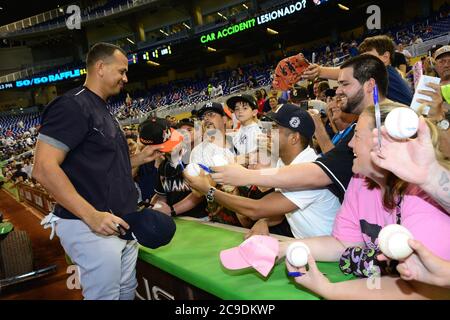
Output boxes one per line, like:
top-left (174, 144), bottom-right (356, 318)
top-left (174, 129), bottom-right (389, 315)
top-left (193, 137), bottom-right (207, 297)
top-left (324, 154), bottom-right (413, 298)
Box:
top-left (272, 53), bottom-right (310, 91)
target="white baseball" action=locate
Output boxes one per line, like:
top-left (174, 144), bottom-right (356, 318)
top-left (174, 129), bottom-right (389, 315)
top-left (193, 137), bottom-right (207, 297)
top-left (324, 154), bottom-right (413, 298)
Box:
top-left (378, 224), bottom-right (413, 260)
top-left (185, 163), bottom-right (201, 177)
top-left (212, 154), bottom-right (229, 167)
top-left (385, 107), bottom-right (419, 139)
top-left (286, 242), bottom-right (311, 267)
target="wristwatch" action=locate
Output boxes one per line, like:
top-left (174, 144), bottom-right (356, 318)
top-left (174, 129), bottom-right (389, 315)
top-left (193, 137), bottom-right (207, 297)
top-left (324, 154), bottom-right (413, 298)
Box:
top-left (169, 205), bottom-right (177, 217)
top-left (206, 187), bottom-right (216, 203)
top-left (437, 118), bottom-right (449, 131)
top-left (436, 112), bottom-right (450, 131)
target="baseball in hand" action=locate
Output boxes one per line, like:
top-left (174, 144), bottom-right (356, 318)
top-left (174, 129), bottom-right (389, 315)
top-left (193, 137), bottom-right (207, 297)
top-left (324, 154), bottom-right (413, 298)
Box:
top-left (185, 163), bottom-right (201, 176)
top-left (385, 107), bottom-right (419, 139)
top-left (212, 154), bottom-right (229, 167)
top-left (378, 224), bottom-right (414, 260)
top-left (286, 242), bottom-right (311, 267)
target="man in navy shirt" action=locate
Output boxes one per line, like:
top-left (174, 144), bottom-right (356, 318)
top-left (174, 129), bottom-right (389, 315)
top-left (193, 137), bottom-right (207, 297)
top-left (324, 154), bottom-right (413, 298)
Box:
top-left (357, 35), bottom-right (413, 106)
top-left (33, 43), bottom-right (162, 300)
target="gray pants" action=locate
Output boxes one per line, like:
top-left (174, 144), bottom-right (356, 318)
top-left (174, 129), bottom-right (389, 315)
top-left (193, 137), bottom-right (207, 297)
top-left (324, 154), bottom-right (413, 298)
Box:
top-left (55, 219), bottom-right (138, 300)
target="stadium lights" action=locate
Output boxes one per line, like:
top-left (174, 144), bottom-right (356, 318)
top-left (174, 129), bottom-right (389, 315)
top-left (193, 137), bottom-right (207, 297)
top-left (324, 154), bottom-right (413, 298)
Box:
top-left (338, 3), bottom-right (350, 11)
top-left (243, 4), bottom-right (248, 9)
top-left (266, 28), bottom-right (279, 35)
top-left (147, 60), bottom-right (160, 66)
top-left (207, 47), bottom-right (217, 52)
top-left (217, 12), bottom-right (228, 20)
top-left (159, 29), bottom-right (169, 36)
top-left (126, 38), bottom-right (135, 45)
top-left (183, 22), bottom-right (191, 30)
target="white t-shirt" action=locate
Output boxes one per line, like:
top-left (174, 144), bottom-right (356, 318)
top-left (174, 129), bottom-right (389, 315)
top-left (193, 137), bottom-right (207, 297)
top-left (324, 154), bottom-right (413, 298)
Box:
top-left (190, 140), bottom-right (235, 167)
top-left (277, 146), bottom-right (341, 238)
top-left (232, 123), bottom-right (262, 155)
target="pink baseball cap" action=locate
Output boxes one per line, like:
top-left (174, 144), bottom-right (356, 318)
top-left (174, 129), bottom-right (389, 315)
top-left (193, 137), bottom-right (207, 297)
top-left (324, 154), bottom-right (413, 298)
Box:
top-left (220, 235), bottom-right (279, 277)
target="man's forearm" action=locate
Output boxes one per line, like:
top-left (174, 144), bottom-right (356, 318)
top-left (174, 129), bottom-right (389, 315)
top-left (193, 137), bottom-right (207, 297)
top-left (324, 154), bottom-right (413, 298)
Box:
top-left (279, 236), bottom-right (347, 262)
top-left (130, 152), bottom-right (146, 169)
top-left (314, 124), bottom-right (335, 154)
top-left (173, 192), bottom-right (204, 215)
top-left (318, 66), bottom-right (340, 80)
top-left (32, 165), bottom-right (95, 221)
top-left (324, 277), bottom-right (450, 300)
top-left (244, 163), bottom-right (332, 190)
top-left (212, 189), bottom-right (263, 220)
top-left (423, 163), bottom-right (450, 214)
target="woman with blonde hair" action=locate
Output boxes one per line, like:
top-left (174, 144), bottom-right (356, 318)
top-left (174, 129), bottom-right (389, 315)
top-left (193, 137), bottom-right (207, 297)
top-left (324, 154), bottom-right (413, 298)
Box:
top-left (279, 101), bottom-right (450, 299)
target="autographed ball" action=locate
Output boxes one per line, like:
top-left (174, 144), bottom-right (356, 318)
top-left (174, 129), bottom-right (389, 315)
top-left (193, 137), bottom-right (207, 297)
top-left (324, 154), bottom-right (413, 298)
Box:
top-left (212, 154), bottom-right (229, 167)
top-left (385, 107), bottom-right (419, 139)
top-left (378, 224), bottom-right (413, 260)
top-left (286, 242), bottom-right (311, 267)
top-left (185, 163), bottom-right (201, 177)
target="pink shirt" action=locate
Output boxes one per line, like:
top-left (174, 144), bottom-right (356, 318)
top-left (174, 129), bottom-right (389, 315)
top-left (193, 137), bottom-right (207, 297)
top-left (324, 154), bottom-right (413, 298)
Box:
top-left (332, 176), bottom-right (450, 260)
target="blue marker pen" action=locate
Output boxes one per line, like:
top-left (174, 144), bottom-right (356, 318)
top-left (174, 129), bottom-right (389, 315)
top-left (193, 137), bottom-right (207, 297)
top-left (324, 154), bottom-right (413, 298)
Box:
top-left (373, 85), bottom-right (382, 150)
top-left (198, 163), bottom-right (213, 174)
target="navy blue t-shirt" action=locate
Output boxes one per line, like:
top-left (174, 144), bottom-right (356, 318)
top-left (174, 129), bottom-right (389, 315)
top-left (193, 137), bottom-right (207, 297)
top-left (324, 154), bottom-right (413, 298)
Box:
top-left (314, 126), bottom-right (355, 203)
top-left (137, 161), bottom-right (158, 202)
top-left (387, 65), bottom-right (413, 106)
top-left (38, 86), bottom-right (138, 219)
top-left (154, 159), bottom-right (207, 219)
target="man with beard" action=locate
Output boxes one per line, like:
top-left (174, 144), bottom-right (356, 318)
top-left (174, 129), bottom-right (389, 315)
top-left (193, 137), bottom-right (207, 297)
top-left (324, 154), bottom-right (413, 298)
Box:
top-left (299, 36), bottom-right (412, 106)
top-left (211, 55), bottom-right (388, 203)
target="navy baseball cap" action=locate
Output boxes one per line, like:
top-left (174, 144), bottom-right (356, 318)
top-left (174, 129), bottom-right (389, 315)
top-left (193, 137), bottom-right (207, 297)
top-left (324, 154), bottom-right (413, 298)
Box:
top-left (119, 208), bottom-right (176, 249)
top-left (266, 104), bottom-right (315, 139)
top-left (197, 102), bottom-right (226, 118)
top-left (226, 94), bottom-right (258, 111)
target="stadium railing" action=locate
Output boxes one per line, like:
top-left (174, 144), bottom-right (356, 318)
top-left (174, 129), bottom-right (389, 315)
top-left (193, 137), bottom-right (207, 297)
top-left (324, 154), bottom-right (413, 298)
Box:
top-left (118, 84), bottom-right (271, 126)
top-left (405, 32), bottom-right (450, 57)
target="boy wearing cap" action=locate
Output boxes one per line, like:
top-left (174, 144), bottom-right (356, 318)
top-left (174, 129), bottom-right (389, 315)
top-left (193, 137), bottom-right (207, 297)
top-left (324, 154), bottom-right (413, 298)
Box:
top-left (226, 94), bottom-right (263, 156)
top-left (185, 104), bottom-right (341, 239)
top-left (139, 118), bottom-right (207, 219)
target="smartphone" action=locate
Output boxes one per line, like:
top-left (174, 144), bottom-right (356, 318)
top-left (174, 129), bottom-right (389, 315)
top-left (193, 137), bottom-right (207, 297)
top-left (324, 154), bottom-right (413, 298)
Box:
top-left (300, 101), bottom-right (309, 111)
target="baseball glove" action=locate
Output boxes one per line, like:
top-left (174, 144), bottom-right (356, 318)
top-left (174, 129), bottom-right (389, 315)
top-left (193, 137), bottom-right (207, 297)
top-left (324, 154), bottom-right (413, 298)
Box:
top-left (272, 53), bottom-right (310, 91)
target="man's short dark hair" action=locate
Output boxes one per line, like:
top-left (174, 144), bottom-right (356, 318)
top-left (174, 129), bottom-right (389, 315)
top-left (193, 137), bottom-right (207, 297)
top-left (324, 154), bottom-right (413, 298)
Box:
top-left (86, 42), bottom-right (127, 69)
top-left (341, 55), bottom-right (389, 97)
top-left (358, 35), bottom-right (395, 64)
